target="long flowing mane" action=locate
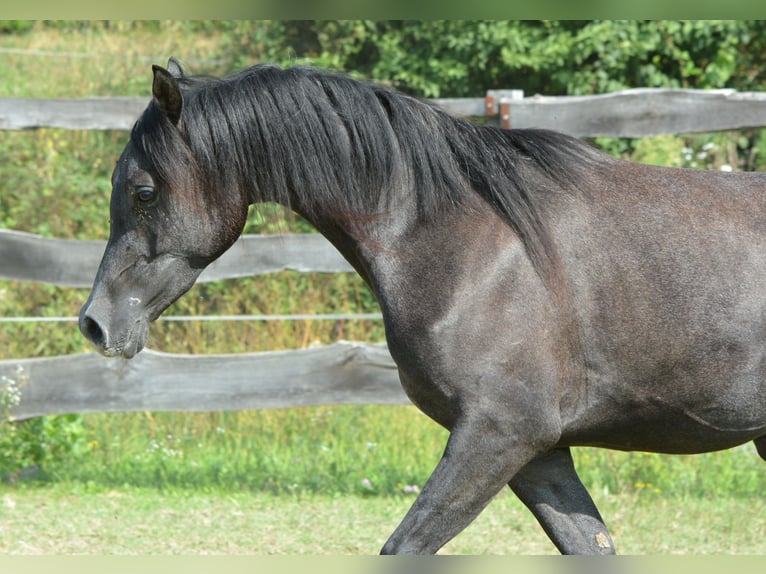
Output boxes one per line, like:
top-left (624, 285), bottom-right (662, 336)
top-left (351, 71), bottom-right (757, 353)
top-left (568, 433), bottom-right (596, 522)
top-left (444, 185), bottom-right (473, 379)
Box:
top-left (132, 64), bottom-right (609, 280)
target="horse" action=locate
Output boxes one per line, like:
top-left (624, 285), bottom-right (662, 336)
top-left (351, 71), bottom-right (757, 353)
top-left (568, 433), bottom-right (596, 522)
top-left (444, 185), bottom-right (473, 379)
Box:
top-left (79, 58), bottom-right (766, 554)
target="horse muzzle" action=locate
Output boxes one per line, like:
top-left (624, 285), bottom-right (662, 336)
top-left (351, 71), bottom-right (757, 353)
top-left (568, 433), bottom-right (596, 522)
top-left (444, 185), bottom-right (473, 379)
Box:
top-left (79, 295), bottom-right (150, 359)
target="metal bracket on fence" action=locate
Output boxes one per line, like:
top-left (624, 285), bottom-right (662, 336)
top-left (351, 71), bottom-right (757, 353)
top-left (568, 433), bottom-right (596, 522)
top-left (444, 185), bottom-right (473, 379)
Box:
top-left (485, 90), bottom-right (524, 129)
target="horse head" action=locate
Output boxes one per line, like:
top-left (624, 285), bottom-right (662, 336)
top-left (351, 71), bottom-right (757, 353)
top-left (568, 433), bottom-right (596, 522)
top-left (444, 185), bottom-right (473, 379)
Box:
top-left (79, 59), bottom-right (249, 357)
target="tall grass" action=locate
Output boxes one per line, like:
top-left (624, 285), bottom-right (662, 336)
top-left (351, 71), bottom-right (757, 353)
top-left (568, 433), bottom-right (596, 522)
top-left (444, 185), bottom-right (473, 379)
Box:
top-left (1, 23), bottom-right (764, 501)
top-left (25, 405), bottom-right (765, 499)
top-left (48, 406), bottom-right (445, 495)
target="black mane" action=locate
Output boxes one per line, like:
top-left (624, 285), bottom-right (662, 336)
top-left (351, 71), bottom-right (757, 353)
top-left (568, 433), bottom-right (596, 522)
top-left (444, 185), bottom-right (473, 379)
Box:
top-left (132, 64), bottom-right (607, 279)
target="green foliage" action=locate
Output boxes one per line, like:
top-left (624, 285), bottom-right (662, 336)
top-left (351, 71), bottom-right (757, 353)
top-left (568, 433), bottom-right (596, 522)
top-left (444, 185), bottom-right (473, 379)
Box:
top-left (573, 445), bottom-right (765, 500)
top-left (42, 406), bottom-right (446, 496)
top-left (2, 366), bottom-right (90, 482)
top-left (228, 20), bottom-right (766, 98)
top-left (0, 21), bottom-right (34, 35)
top-left (0, 415), bottom-right (91, 481)
top-left (8, 20), bottom-right (766, 98)
top-left (6, 403), bottom-right (762, 499)
top-left (0, 129), bottom-right (116, 238)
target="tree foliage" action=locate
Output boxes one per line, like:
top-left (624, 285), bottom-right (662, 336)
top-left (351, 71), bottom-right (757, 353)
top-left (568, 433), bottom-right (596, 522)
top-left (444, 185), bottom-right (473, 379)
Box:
top-left (224, 20), bottom-right (766, 98)
top-left (8, 20), bottom-right (766, 98)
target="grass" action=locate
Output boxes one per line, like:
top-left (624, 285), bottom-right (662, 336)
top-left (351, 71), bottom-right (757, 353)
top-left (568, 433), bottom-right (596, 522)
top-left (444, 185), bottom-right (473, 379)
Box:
top-left (0, 22), bottom-right (232, 98)
top-left (2, 485), bottom-right (765, 554)
top-left (4, 402), bottom-right (763, 499)
top-left (50, 406), bottom-right (446, 496)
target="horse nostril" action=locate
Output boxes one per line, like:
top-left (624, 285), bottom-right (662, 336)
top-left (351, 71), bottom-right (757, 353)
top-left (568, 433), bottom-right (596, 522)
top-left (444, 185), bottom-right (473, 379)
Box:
top-left (80, 314), bottom-right (107, 350)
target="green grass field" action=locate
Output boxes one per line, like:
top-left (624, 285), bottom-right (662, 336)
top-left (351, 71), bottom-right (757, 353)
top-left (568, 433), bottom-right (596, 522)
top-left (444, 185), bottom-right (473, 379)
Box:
top-left (2, 485), bottom-right (765, 554)
top-left (2, 22), bottom-right (766, 555)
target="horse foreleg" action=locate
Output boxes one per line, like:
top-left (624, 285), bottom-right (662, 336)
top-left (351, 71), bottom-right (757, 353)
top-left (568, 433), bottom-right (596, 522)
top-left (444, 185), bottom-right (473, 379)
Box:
top-left (379, 415), bottom-right (546, 554)
top-left (509, 447), bottom-right (615, 554)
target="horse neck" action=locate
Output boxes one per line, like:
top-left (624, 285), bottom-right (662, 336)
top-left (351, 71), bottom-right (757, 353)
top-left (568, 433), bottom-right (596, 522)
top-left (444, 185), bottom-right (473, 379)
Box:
top-left (295, 186), bottom-right (495, 301)
top-left (289, 189), bottom-right (419, 287)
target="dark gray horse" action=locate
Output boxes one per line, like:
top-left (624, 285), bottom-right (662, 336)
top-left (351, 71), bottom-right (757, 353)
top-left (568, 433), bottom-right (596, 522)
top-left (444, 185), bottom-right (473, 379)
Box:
top-left (79, 59), bottom-right (766, 554)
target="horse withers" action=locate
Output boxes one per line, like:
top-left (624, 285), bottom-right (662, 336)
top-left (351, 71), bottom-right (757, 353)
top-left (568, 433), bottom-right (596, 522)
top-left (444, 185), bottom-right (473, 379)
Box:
top-left (79, 58), bottom-right (766, 554)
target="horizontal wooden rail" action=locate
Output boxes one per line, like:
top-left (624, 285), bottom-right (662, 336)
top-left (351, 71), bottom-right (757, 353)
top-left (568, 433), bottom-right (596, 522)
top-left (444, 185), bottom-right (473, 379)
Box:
top-left (0, 229), bottom-right (354, 288)
top-left (3, 88), bottom-right (766, 136)
top-left (0, 96), bottom-right (149, 130)
top-left (0, 342), bottom-right (405, 421)
top-left (505, 88), bottom-right (766, 137)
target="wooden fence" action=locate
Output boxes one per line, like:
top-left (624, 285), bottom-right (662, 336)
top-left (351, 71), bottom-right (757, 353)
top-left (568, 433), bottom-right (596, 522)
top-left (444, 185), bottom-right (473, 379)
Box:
top-left (2, 87), bottom-right (766, 421)
top-left (3, 87), bottom-right (766, 136)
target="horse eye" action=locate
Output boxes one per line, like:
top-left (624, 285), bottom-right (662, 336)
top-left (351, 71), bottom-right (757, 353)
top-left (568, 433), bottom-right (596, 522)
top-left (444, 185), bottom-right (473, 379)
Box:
top-left (135, 186), bottom-right (157, 204)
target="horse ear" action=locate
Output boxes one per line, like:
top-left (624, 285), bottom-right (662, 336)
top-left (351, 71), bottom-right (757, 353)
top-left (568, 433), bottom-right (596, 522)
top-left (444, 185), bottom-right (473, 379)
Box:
top-left (152, 65), bottom-right (183, 125)
top-left (166, 57), bottom-right (185, 79)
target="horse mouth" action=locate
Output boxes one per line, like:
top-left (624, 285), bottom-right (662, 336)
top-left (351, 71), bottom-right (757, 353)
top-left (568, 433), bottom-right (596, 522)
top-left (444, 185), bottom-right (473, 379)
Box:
top-left (103, 330), bottom-right (147, 359)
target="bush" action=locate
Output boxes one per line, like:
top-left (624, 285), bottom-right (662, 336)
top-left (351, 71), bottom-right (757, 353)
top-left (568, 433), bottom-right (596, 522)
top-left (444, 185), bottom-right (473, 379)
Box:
top-left (225, 20), bottom-right (766, 98)
top-left (0, 21), bottom-right (34, 35)
top-left (2, 366), bottom-right (90, 482)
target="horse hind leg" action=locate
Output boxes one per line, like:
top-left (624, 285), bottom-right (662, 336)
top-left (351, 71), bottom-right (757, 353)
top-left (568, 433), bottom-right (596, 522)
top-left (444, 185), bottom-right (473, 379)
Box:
top-left (754, 436), bottom-right (766, 460)
top-left (509, 447), bottom-right (616, 555)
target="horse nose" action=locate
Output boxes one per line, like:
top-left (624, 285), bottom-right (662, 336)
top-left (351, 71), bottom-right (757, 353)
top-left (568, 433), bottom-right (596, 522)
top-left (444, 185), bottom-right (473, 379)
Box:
top-left (79, 305), bottom-right (109, 352)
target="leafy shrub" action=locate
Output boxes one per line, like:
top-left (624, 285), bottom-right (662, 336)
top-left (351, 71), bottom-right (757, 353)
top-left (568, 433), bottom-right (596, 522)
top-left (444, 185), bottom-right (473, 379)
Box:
top-left (0, 21), bottom-right (34, 35)
top-left (2, 366), bottom-right (90, 482)
top-left (225, 20), bottom-right (766, 98)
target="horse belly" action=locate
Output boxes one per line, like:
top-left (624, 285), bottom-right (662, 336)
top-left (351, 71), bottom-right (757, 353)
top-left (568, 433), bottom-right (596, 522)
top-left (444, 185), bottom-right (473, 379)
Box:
top-left (560, 365), bottom-right (766, 454)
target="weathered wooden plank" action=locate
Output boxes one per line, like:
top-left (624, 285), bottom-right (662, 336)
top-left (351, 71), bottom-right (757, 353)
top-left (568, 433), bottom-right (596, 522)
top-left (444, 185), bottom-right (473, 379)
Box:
top-left (0, 229), bottom-right (106, 287)
top-left (0, 230), bottom-right (354, 287)
top-left (0, 96), bottom-right (149, 131)
top-left (430, 97), bottom-right (487, 118)
top-left (0, 342), bottom-right (406, 420)
top-left (506, 88), bottom-right (766, 137)
top-left (3, 90), bottom-right (766, 136)
top-left (0, 95), bottom-right (488, 131)
top-left (199, 233), bottom-right (354, 281)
